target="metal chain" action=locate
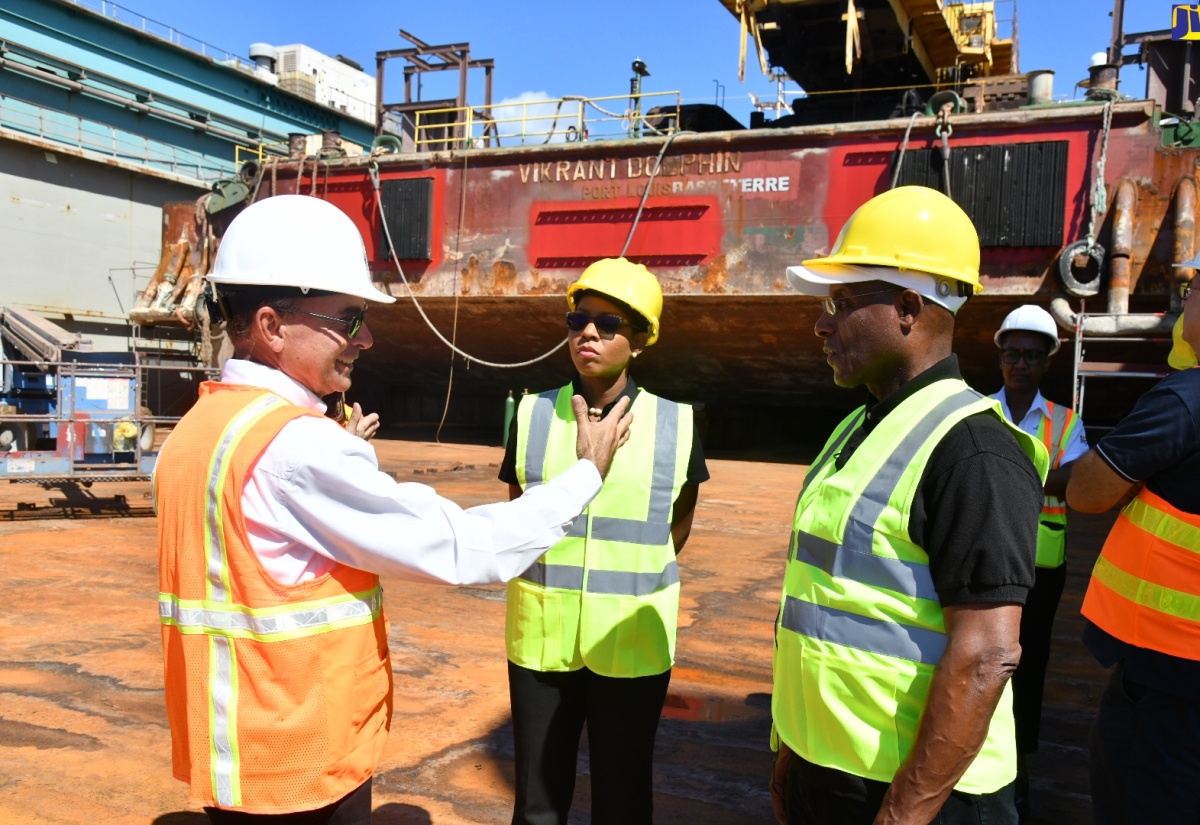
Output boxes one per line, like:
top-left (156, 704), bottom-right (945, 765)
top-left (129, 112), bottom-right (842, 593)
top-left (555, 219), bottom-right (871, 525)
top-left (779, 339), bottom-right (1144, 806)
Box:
top-left (934, 105), bottom-right (954, 196)
top-left (1086, 101), bottom-right (1115, 252)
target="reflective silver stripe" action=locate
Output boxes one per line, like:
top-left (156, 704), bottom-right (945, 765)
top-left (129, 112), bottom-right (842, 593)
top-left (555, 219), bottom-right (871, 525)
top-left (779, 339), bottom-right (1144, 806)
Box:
top-left (792, 530), bottom-right (940, 602)
top-left (523, 390), bottom-right (680, 545)
top-left (211, 635), bottom-right (236, 806)
top-left (1048, 401), bottom-right (1071, 469)
top-left (561, 515), bottom-right (673, 545)
top-left (522, 390), bottom-right (558, 488)
top-left (519, 562), bottom-right (585, 590)
top-left (520, 560), bottom-right (679, 597)
top-left (800, 408), bottom-right (866, 497)
top-left (780, 595), bottom-right (947, 665)
top-left (648, 399), bottom-right (678, 523)
top-left (160, 590), bottom-right (383, 638)
top-left (591, 516), bottom-right (672, 545)
top-left (792, 388), bottom-right (982, 600)
top-left (206, 395), bottom-right (286, 601)
top-left (790, 408), bottom-right (866, 562)
top-left (587, 560), bottom-right (680, 596)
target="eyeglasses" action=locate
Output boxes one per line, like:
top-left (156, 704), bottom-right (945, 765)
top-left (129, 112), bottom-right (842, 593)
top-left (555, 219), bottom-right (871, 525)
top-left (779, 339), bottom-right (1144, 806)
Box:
top-left (1181, 281), bottom-right (1194, 302)
top-left (566, 311), bottom-right (627, 336)
top-left (286, 307), bottom-right (368, 339)
top-left (1001, 348), bottom-right (1049, 366)
top-left (820, 288), bottom-right (903, 317)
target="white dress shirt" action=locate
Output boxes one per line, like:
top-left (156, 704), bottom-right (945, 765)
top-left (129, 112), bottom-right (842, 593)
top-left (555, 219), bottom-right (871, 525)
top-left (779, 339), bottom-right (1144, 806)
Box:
top-left (208, 359), bottom-right (602, 586)
top-left (993, 387), bottom-right (1088, 466)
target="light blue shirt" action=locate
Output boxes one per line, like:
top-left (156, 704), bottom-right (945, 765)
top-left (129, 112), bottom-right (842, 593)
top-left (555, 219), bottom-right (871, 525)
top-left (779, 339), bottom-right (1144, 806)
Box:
top-left (993, 387), bottom-right (1088, 466)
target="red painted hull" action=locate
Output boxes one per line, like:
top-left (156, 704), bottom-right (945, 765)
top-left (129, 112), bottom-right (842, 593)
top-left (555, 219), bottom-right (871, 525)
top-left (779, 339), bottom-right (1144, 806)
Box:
top-left (219, 100), bottom-right (1189, 438)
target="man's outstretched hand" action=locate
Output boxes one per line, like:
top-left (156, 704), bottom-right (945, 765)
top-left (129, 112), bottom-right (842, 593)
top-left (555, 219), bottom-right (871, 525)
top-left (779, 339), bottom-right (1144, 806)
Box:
top-left (572, 395), bottom-right (632, 478)
top-left (344, 402), bottom-right (381, 442)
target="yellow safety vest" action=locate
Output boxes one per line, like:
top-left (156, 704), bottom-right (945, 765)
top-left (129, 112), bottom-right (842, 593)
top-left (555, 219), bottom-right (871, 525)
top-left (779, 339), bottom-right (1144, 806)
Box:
top-left (773, 378), bottom-right (1047, 793)
top-left (507, 385), bottom-right (692, 677)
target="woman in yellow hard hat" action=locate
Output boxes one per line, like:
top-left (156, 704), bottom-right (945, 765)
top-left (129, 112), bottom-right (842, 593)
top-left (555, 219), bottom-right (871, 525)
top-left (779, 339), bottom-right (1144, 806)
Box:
top-left (497, 257), bottom-right (708, 825)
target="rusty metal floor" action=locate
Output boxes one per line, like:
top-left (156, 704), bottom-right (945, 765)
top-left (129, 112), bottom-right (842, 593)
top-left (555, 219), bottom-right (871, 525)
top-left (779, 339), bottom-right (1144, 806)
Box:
top-left (0, 440), bottom-right (1115, 824)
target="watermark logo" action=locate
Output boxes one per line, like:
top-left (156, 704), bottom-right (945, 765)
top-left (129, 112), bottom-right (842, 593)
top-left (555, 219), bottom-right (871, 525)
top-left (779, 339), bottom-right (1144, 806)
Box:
top-left (1173, 5), bottom-right (1200, 40)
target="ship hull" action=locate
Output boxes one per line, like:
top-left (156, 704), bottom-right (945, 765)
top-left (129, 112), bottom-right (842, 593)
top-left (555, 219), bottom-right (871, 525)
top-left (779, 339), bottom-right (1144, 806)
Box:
top-left (180, 100), bottom-right (1191, 443)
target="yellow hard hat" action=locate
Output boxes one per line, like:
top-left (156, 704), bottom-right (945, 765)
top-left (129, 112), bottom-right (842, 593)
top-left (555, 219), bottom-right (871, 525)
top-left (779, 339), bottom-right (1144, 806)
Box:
top-left (790, 186), bottom-right (983, 295)
top-left (567, 258), bottom-right (663, 345)
top-left (1169, 313), bottom-right (1198, 370)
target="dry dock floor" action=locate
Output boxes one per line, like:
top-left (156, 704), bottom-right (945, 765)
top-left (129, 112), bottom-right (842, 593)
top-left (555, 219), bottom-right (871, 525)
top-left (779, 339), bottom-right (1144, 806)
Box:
top-left (0, 440), bottom-right (1116, 824)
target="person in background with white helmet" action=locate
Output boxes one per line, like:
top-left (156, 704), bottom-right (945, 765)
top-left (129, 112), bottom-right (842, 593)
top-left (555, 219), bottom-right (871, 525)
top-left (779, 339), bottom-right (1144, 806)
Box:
top-left (1067, 270), bottom-right (1200, 824)
top-left (771, 186), bottom-right (1046, 825)
top-left (497, 257), bottom-right (708, 825)
top-left (989, 304), bottom-right (1087, 822)
top-left (154, 195), bottom-right (633, 824)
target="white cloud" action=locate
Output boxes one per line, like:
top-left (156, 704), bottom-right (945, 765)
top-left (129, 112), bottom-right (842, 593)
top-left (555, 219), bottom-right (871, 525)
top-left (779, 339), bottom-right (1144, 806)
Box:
top-left (485, 91), bottom-right (582, 145)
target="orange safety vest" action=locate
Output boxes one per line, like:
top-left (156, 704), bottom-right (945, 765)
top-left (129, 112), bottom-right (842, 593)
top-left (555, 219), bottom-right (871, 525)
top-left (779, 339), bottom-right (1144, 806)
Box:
top-left (157, 382), bottom-right (392, 814)
top-left (1034, 399), bottom-right (1080, 568)
top-left (1082, 487), bottom-right (1200, 662)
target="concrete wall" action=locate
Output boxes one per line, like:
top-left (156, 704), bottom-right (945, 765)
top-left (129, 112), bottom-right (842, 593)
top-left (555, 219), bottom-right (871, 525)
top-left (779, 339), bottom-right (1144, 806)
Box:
top-left (0, 135), bottom-right (204, 351)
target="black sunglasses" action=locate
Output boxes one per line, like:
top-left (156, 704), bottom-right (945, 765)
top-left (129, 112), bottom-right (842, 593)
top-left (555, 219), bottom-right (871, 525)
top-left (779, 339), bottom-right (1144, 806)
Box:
top-left (287, 307), bottom-right (368, 339)
top-left (1181, 281), bottom-right (1194, 302)
top-left (820, 287), bottom-right (904, 317)
top-left (1001, 348), bottom-right (1048, 366)
top-left (566, 311), bottom-right (627, 336)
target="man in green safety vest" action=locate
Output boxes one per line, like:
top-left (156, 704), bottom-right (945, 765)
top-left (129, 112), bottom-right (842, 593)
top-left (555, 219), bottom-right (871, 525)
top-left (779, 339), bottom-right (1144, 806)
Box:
top-left (771, 186), bottom-right (1048, 825)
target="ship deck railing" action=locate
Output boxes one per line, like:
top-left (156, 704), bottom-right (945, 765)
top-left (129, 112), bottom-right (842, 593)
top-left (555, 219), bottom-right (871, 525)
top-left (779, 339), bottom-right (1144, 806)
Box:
top-left (412, 91), bottom-right (683, 150)
top-left (0, 93), bottom-right (232, 185)
top-left (61, 0), bottom-right (256, 73)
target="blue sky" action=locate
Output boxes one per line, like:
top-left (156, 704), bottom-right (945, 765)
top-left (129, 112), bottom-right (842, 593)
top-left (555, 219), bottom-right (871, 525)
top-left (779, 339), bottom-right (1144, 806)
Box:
top-left (111, 0), bottom-right (1162, 121)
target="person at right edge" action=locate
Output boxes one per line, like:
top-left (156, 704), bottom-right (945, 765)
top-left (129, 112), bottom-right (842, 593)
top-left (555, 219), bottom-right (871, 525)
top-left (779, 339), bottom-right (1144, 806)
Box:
top-left (990, 304), bottom-right (1088, 822)
top-left (772, 185), bottom-right (1047, 825)
top-left (497, 257), bottom-right (707, 825)
top-left (1067, 267), bottom-right (1200, 825)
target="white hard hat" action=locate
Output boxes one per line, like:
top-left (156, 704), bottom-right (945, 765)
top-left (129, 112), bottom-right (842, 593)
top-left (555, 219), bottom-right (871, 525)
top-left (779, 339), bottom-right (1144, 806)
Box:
top-left (210, 195), bottom-right (395, 303)
top-left (994, 304), bottom-right (1060, 355)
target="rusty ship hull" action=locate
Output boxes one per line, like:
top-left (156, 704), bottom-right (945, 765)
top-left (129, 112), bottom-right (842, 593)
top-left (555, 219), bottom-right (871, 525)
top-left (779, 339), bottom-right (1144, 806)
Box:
top-left (156, 98), bottom-right (1176, 444)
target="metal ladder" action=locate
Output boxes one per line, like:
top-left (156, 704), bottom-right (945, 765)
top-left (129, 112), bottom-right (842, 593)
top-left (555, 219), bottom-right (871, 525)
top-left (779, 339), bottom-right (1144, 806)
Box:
top-left (1072, 312), bottom-right (1172, 425)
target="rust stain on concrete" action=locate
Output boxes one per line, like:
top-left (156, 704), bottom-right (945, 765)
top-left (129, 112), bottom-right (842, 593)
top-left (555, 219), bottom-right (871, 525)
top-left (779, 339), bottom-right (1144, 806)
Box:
top-left (0, 441), bottom-right (1112, 823)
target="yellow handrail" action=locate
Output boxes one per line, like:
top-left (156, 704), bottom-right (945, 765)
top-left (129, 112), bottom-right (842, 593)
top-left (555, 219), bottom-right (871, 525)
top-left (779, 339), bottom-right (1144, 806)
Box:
top-left (234, 141), bottom-right (289, 166)
top-left (411, 91), bottom-right (682, 150)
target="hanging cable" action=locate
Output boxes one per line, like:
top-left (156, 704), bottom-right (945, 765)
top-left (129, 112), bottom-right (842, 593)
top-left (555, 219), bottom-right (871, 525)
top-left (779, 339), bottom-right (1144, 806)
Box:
top-left (435, 153), bottom-right (472, 443)
top-left (890, 111), bottom-right (922, 189)
top-left (368, 131), bottom-right (691, 368)
top-left (620, 130), bottom-right (690, 257)
top-left (369, 155), bottom-right (567, 368)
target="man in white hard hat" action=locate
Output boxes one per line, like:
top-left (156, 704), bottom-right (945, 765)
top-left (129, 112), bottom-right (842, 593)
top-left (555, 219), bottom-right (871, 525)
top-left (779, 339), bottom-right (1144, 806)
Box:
top-left (1068, 272), bottom-right (1200, 824)
top-left (770, 186), bottom-right (1046, 825)
top-left (989, 304), bottom-right (1087, 821)
top-left (154, 195), bottom-right (633, 824)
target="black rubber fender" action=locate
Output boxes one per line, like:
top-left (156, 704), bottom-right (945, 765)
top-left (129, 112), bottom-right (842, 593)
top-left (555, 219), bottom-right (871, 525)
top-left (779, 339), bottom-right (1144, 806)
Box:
top-left (1058, 240), bottom-right (1105, 298)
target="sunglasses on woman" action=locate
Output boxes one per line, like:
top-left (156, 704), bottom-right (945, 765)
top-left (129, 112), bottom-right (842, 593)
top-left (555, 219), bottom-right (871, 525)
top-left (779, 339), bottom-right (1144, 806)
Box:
top-left (565, 311), bottom-right (628, 336)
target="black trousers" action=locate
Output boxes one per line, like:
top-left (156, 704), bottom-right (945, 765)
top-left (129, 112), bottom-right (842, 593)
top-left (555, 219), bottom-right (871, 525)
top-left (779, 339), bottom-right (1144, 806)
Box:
top-left (1089, 664), bottom-right (1200, 825)
top-left (507, 661), bottom-right (671, 825)
top-left (783, 752), bottom-right (1017, 825)
top-left (204, 779), bottom-right (371, 824)
top-left (1011, 562), bottom-right (1067, 754)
